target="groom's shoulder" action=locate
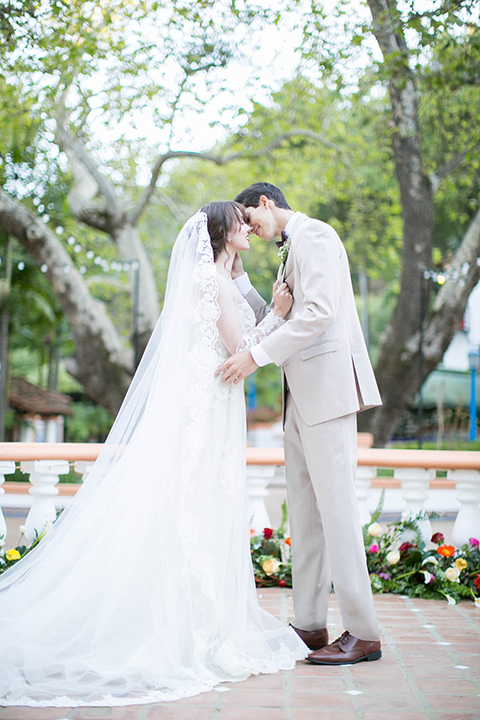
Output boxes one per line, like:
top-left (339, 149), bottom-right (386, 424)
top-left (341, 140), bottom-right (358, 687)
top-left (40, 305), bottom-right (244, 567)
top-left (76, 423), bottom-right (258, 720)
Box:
top-left (296, 215), bottom-right (341, 241)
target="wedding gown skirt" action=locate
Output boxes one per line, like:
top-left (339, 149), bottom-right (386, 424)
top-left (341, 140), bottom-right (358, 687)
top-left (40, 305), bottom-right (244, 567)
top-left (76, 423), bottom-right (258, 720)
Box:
top-left (0, 293), bottom-right (307, 707)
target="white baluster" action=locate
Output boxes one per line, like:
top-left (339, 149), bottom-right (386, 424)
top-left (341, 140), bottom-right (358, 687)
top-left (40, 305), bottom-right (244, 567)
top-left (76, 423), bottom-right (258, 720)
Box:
top-left (449, 470), bottom-right (480, 548)
top-left (0, 461), bottom-right (16, 549)
top-left (21, 460), bottom-right (69, 543)
top-left (74, 461), bottom-right (95, 482)
top-left (395, 467), bottom-right (435, 545)
top-left (247, 465), bottom-right (274, 534)
top-left (355, 466), bottom-right (377, 526)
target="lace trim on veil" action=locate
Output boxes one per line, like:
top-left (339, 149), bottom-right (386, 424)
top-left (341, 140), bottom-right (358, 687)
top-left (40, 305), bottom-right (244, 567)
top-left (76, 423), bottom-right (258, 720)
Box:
top-left (178, 215), bottom-right (222, 600)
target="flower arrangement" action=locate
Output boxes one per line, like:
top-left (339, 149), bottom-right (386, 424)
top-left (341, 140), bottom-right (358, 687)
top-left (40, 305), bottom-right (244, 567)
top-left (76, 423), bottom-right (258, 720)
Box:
top-left (0, 522), bottom-right (51, 575)
top-left (363, 490), bottom-right (480, 606)
top-left (250, 501), bottom-right (292, 587)
top-left (250, 492), bottom-right (480, 606)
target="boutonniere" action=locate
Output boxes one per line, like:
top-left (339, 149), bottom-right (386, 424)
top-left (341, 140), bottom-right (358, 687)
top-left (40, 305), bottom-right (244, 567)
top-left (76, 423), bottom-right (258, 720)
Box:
top-left (278, 239), bottom-right (291, 271)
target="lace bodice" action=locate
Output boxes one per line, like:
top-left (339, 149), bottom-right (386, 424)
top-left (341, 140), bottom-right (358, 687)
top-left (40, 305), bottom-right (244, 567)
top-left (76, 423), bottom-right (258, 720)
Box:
top-left (215, 289), bottom-right (285, 361)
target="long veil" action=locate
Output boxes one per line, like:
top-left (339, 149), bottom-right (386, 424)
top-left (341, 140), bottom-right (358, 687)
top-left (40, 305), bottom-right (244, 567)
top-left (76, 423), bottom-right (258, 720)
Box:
top-left (0, 212), bottom-right (307, 707)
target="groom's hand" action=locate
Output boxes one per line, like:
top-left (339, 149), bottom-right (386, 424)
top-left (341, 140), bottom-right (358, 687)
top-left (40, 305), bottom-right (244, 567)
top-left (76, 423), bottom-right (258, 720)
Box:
top-left (231, 252), bottom-right (245, 280)
top-left (216, 350), bottom-right (258, 384)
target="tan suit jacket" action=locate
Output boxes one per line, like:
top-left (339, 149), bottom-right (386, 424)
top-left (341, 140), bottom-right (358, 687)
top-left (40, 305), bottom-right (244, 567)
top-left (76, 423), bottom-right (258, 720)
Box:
top-left (246, 213), bottom-right (381, 426)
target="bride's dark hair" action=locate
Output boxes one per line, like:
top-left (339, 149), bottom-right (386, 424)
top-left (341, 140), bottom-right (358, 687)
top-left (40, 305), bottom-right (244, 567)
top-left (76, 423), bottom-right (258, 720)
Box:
top-left (200, 201), bottom-right (246, 261)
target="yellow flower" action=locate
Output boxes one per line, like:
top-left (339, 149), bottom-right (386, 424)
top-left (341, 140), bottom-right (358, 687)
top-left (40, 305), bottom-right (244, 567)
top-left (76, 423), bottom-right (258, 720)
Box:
top-left (262, 558), bottom-right (281, 576)
top-left (5, 549), bottom-right (21, 562)
top-left (368, 522), bottom-right (383, 537)
top-left (454, 558), bottom-right (468, 573)
top-left (445, 567), bottom-right (460, 582)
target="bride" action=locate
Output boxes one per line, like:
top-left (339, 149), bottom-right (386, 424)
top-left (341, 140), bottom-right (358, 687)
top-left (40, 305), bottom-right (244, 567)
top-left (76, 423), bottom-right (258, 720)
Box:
top-left (0, 201), bottom-right (308, 708)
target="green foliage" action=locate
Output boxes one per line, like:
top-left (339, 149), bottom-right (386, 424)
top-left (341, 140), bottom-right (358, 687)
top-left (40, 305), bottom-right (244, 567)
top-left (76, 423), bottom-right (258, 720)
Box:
top-left (65, 402), bottom-right (114, 442)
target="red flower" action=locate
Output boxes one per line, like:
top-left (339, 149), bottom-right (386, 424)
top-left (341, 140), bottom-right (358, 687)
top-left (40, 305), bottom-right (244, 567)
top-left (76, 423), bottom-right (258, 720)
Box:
top-left (431, 532), bottom-right (445, 545)
top-left (399, 542), bottom-right (413, 553)
top-left (263, 528), bottom-right (273, 540)
top-left (437, 545), bottom-right (455, 557)
top-left (473, 576), bottom-right (480, 589)
top-left (278, 579), bottom-right (287, 587)
top-left (285, 536), bottom-right (291, 546)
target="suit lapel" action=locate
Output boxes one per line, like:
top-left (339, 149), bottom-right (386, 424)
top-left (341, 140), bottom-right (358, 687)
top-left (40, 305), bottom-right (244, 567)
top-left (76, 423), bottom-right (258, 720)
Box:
top-left (279, 213), bottom-right (308, 282)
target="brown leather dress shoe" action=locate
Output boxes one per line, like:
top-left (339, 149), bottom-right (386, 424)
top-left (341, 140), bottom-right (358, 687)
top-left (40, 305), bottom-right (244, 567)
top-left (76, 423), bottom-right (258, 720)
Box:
top-left (307, 631), bottom-right (381, 665)
top-left (289, 624), bottom-right (329, 650)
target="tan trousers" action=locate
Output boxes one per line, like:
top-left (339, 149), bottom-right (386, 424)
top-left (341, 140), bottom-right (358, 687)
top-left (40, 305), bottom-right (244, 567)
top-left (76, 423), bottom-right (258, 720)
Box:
top-left (284, 392), bottom-right (380, 642)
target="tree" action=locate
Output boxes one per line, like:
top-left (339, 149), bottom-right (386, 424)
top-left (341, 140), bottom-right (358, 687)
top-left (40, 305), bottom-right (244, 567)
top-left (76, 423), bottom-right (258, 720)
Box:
top-left (358, 0), bottom-right (480, 445)
top-left (0, 0), bottom-right (286, 408)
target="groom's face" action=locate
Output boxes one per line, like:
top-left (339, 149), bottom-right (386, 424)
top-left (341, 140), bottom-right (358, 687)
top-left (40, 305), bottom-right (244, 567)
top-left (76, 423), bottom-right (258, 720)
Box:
top-left (243, 197), bottom-right (278, 242)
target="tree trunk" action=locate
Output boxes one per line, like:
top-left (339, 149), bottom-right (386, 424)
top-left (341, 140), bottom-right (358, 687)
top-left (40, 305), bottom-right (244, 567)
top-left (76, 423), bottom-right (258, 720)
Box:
top-left (361, 0), bottom-right (437, 445)
top-left (0, 188), bottom-right (133, 414)
top-left (112, 224), bottom-right (159, 359)
top-left (363, 206), bottom-right (480, 446)
top-left (57, 124), bottom-right (160, 355)
top-left (0, 233), bottom-right (11, 441)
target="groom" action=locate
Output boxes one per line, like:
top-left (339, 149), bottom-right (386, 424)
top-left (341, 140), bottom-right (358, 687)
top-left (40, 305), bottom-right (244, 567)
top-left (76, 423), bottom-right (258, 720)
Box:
top-left (218, 182), bottom-right (382, 665)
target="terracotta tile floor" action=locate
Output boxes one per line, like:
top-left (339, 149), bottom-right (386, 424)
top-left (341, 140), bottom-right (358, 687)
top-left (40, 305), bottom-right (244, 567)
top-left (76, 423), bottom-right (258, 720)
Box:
top-left (1, 589), bottom-right (479, 720)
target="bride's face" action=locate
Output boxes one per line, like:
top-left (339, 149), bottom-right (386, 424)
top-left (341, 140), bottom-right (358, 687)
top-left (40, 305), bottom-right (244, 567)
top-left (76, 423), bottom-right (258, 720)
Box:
top-left (228, 219), bottom-right (252, 252)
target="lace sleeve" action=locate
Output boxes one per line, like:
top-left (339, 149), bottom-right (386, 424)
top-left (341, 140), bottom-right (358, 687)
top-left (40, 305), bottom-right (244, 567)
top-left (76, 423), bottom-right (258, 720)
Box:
top-left (237, 311), bottom-right (285, 352)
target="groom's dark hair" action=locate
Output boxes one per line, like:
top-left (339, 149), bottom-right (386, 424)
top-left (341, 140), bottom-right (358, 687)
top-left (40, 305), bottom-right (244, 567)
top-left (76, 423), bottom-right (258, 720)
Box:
top-left (234, 182), bottom-right (291, 210)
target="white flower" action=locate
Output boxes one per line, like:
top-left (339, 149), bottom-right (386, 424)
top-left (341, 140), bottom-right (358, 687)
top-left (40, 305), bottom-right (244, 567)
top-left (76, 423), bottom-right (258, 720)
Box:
top-left (368, 522), bottom-right (383, 537)
top-left (36, 519), bottom-right (53, 542)
top-left (446, 594), bottom-right (456, 606)
top-left (445, 567), bottom-right (460, 583)
top-left (474, 598), bottom-right (480, 609)
top-left (422, 571), bottom-right (435, 584)
top-left (386, 550), bottom-right (401, 565)
top-left (18, 525), bottom-right (26, 535)
top-left (422, 556), bottom-right (439, 566)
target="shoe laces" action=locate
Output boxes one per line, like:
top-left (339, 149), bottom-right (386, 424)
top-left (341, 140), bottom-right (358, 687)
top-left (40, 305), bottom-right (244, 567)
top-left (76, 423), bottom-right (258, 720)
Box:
top-left (334, 631), bottom-right (351, 646)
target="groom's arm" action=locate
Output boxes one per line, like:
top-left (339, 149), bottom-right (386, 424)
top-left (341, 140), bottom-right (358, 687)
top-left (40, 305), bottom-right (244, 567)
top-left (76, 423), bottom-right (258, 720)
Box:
top-left (234, 273), bottom-right (268, 324)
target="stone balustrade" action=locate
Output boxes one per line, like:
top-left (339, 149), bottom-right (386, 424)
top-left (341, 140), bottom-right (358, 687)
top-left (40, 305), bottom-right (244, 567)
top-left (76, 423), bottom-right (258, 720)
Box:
top-left (0, 443), bottom-right (479, 550)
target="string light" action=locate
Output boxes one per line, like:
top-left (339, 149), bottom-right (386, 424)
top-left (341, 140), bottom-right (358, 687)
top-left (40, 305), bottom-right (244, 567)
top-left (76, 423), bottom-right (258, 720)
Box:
top-left (9, 201), bottom-right (142, 276)
top-left (11, 257), bottom-right (140, 275)
top-left (422, 262), bottom-right (476, 286)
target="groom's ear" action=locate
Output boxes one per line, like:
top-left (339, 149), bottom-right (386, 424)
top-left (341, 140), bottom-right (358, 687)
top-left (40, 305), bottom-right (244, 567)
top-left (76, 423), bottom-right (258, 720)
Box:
top-left (259, 195), bottom-right (269, 209)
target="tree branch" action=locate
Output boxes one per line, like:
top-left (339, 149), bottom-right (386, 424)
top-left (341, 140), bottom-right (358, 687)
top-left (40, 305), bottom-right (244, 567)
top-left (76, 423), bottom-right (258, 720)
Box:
top-left (430, 138), bottom-right (480, 192)
top-left (128, 129), bottom-right (345, 225)
top-left (55, 122), bottom-right (122, 221)
top-left (368, 0), bottom-right (402, 57)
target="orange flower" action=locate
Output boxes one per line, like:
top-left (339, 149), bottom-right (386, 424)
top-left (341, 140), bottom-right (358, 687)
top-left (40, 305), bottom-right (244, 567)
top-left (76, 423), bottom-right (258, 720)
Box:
top-left (285, 537), bottom-right (291, 546)
top-left (437, 545), bottom-right (455, 557)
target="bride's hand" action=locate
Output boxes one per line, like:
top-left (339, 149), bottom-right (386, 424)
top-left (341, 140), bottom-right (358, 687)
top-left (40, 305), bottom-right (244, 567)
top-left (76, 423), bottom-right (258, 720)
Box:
top-left (272, 280), bottom-right (293, 318)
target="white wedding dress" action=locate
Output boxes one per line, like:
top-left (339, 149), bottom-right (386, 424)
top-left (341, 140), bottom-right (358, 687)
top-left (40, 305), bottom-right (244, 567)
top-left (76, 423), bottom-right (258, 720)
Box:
top-left (0, 212), bottom-right (307, 707)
